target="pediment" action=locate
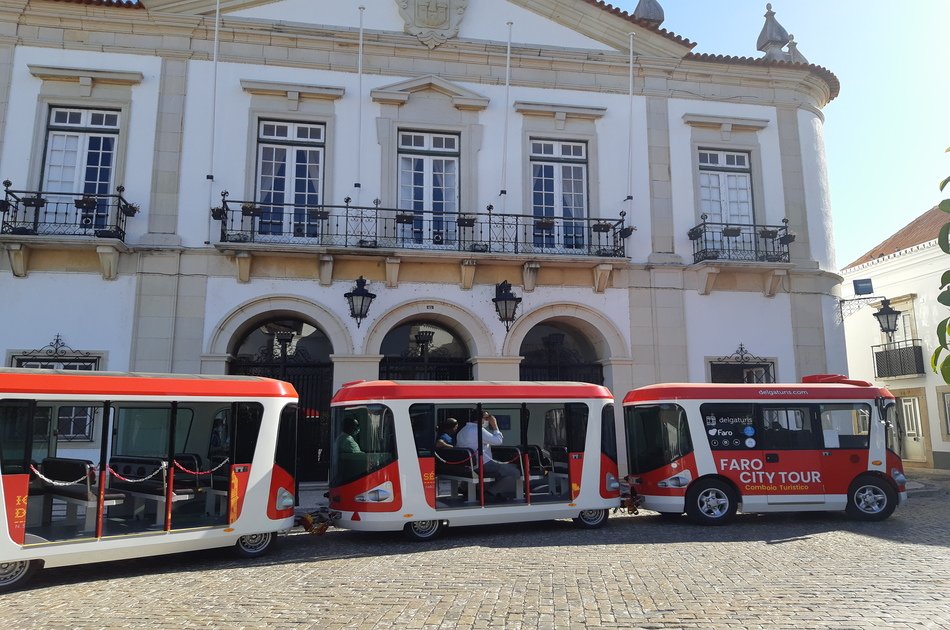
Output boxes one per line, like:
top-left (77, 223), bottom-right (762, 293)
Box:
top-left (371, 75), bottom-right (489, 111)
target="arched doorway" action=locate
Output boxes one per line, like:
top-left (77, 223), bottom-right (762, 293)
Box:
top-left (230, 318), bottom-right (334, 482)
top-left (519, 323), bottom-right (604, 384)
top-left (379, 321), bottom-right (472, 380)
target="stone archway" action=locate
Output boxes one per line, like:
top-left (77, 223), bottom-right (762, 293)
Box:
top-left (502, 302), bottom-right (628, 361)
top-left (363, 299), bottom-right (494, 359)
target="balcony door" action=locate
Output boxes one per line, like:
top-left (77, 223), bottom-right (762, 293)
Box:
top-left (397, 131), bottom-right (459, 248)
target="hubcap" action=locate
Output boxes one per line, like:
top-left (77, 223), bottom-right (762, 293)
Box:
top-left (698, 488), bottom-right (729, 518)
top-left (0, 561), bottom-right (29, 586)
top-left (579, 509), bottom-right (604, 525)
top-left (411, 521), bottom-right (439, 537)
top-left (238, 533), bottom-right (271, 553)
top-left (854, 485), bottom-right (887, 514)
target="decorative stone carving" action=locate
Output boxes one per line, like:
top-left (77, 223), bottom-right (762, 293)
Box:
top-left (397, 0), bottom-right (469, 49)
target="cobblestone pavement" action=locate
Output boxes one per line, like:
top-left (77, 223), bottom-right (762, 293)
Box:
top-left (1, 471), bottom-right (948, 629)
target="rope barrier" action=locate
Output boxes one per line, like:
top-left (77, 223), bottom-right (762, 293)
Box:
top-left (29, 464), bottom-right (88, 487)
top-left (434, 452), bottom-right (474, 466)
top-left (107, 461), bottom-right (167, 483)
top-left (173, 457), bottom-right (230, 476)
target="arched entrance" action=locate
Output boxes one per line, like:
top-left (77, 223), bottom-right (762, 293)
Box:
top-left (519, 323), bottom-right (603, 384)
top-left (379, 321), bottom-right (473, 380)
top-left (230, 318), bottom-right (334, 482)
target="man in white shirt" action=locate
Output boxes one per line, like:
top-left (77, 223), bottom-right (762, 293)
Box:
top-left (455, 411), bottom-right (520, 500)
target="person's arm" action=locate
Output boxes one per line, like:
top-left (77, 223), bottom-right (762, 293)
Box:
top-left (481, 426), bottom-right (503, 446)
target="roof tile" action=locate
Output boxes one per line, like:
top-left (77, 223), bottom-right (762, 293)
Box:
top-left (844, 205), bottom-right (944, 269)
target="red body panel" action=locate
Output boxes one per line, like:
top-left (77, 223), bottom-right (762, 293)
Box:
top-left (568, 452), bottom-right (584, 500)
top-left (266, 464), bottom-right (295, 521)
top-left (333, 380), bottom-right (612, 404)
top-left (599, 453), bottom-right (619, 499)
top-left (623, 382), bottom-right (892, 404)
top-left (419, 457), bottom-right (436, 509)
top-left (2, 474), bottom-right (29, 545)
top-left (329, 460), bottom-right (403, 513)
top-left (631, 452), bottom-right (697, 499)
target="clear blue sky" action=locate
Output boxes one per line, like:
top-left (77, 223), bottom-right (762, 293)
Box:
top-left (614, 0), bottom-right (950, 269)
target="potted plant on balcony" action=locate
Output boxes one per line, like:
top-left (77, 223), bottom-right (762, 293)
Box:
top-left (592, 221), bottom-right (613, 233)
top-left (21, 195), bottom-right (45, 209)
top-left (0, 199), bottom-right (10, 213)
top-left (721, 225), bottom-right (742, 238)
top-left (210, 206), bottom-right (227, 221)
top-left (308, 208), bottom-right (330, 221)
top-left (687, 226), bottom-right (704, 241)
top-left (758, 227), bottom-right (778, 240)
top-left (534, 217), bottom-right (555, 230)
top-left (395, 212), bottom-right (415, 224)
top-left (73, 196), bottom-right (98, 212)
top-left (120, 203), bottom-right (139, 217)
top-left (457, 215), bottom-right (476, 228)
top-left (241, 202), bottom-right (262, 217)
top-left (778, 231), bottom-right (797, 245)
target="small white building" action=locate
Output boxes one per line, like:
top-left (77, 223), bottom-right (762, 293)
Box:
top-left (0, 0), bottom-right (846, 480)
top-left (842, 206), bottom-right (950, 470)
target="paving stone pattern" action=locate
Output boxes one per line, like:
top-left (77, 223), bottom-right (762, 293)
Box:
top-left (1, 472), bottom-right (948, 629)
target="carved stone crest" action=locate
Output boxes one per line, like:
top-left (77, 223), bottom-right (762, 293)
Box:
top-left (397, 0), bottom-right (469, 49)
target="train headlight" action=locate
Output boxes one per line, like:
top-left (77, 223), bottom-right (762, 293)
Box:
top-left (605, 472), bottom-right (620, 491)
top-left (355, 481), bottom-right (394, 503)
top-left (276, 487), bottom-right (295, 510)
top-left (657, 469), bottom-right (693, 489)
top-left (891, 468), bottom-right (906, 486)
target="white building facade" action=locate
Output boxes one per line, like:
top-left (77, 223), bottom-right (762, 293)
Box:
top-left (0, 0), bottom-right (846, 480)
top-left (842, 208), bottom-right (950, 470)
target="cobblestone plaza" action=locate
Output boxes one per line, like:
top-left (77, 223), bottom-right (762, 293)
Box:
top-left (1, 472), bottom-right (947, 629)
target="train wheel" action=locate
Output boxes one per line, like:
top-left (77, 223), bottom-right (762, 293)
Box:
top-left (572, 509), bottom-right (609, 529)
top-left (234, 532), bottom-right (277, 558)
top-left (404, 520), bottom-right (444, 542)
top-left (846, 476), bottom-right (897, 521)
top-left (0, 559), bottom-right (39, 593)
top-left (685, 479), bottom-right (737, 525)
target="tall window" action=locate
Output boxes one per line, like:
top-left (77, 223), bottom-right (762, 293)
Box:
top-left (398, 131), bottom-right (459, 245)
top-left (256, 120), bottom-right (325, 237)
top-left (698, 149), bottom-right (753, 225)
top-left (530, 139), bottom-right (587, 249)
top-left (43, 107), bottom-right (120, 229)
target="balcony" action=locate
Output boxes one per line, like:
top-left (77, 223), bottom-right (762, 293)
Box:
top-left (210, 193), bottom-right (633, 259)
top-left (688, 215), bottom-right (795, 264)
top-left (1, 180), bottom-right (138, 241)
top-left (872, 339), bottom-right (926, 379)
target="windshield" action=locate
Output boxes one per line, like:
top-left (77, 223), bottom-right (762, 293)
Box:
top-left (329, 404), bottom-right (396, 487)
top-left (884, 402), bottom-right (903, 458)
top-left (624, 404), bottom-right (692, 474)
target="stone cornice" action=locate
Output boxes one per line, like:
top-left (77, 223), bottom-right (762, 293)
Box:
top-left (240, 79), bottom-right (344, 100)
top-left (514, 101), bottom-right (606, 120)
top-left (29, 64), bottom-right (144, 85)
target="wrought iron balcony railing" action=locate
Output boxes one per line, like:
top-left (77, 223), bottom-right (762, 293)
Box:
top-left (210, 192), bottom-right (634, 258)
top-left (872, 339), bottom-right (925, 379)
top-left (688, 215), bottom-right (795, 264)
top-left (1, 180), bottom-right (138, 241)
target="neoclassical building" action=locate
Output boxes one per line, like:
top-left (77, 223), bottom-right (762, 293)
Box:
top-left (0, 0), bottom-right (846, 480)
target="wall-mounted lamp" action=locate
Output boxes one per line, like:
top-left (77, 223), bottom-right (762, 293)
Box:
top-left (492, 280), bottom-right (522, 332)
top-left (345, 276), bottom-right (376, 328)
top-left (873, 298), bottom-right (901, 343)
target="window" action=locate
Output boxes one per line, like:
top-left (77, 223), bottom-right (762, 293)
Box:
top-left (398, 131), bottom-right (459, 245)
top-left (43, 107), bottom-right (120, 229)
top-left (819, 403), bottom-right (871, 449)
top-left (760, 405), bottom-right (820, 450)
top-left (530, 139), bottom-right (588, 249)
top-left (329, 404), bottom-right (397, 487)
top-left (698, 149), bottom-right (753, 225)
top-left (944, 393), bottom-right (950, 435)
top-left (256, 120), bottom-right (326, 237)
top-left (625, 404), bottom-right (693, 473)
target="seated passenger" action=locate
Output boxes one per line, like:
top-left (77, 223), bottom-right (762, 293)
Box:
top-left (436, 417), bottom-right (459, 449)
top-left (336, 417), bottom-right (362, 454)
top-left (456, 411), bottom-right (520, 501)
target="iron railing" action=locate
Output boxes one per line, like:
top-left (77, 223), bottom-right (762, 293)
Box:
top-left (1, 180), bottom-right (138, 241)
top-left (872, 339), bottom-right (925, 379)
top-left (210, 192), bottom-right (633, 258)
top-left (688, 215), bottom-right (795, 264)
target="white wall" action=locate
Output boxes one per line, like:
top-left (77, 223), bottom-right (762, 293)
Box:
top-left (683, 290), bottom-right (796, 382)
top-left (798, 109), bottom-right (834, 272)
top-left (0, 272), bottom-right (137, 371)
top-left (231, 0), bottom-right (614, 50)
